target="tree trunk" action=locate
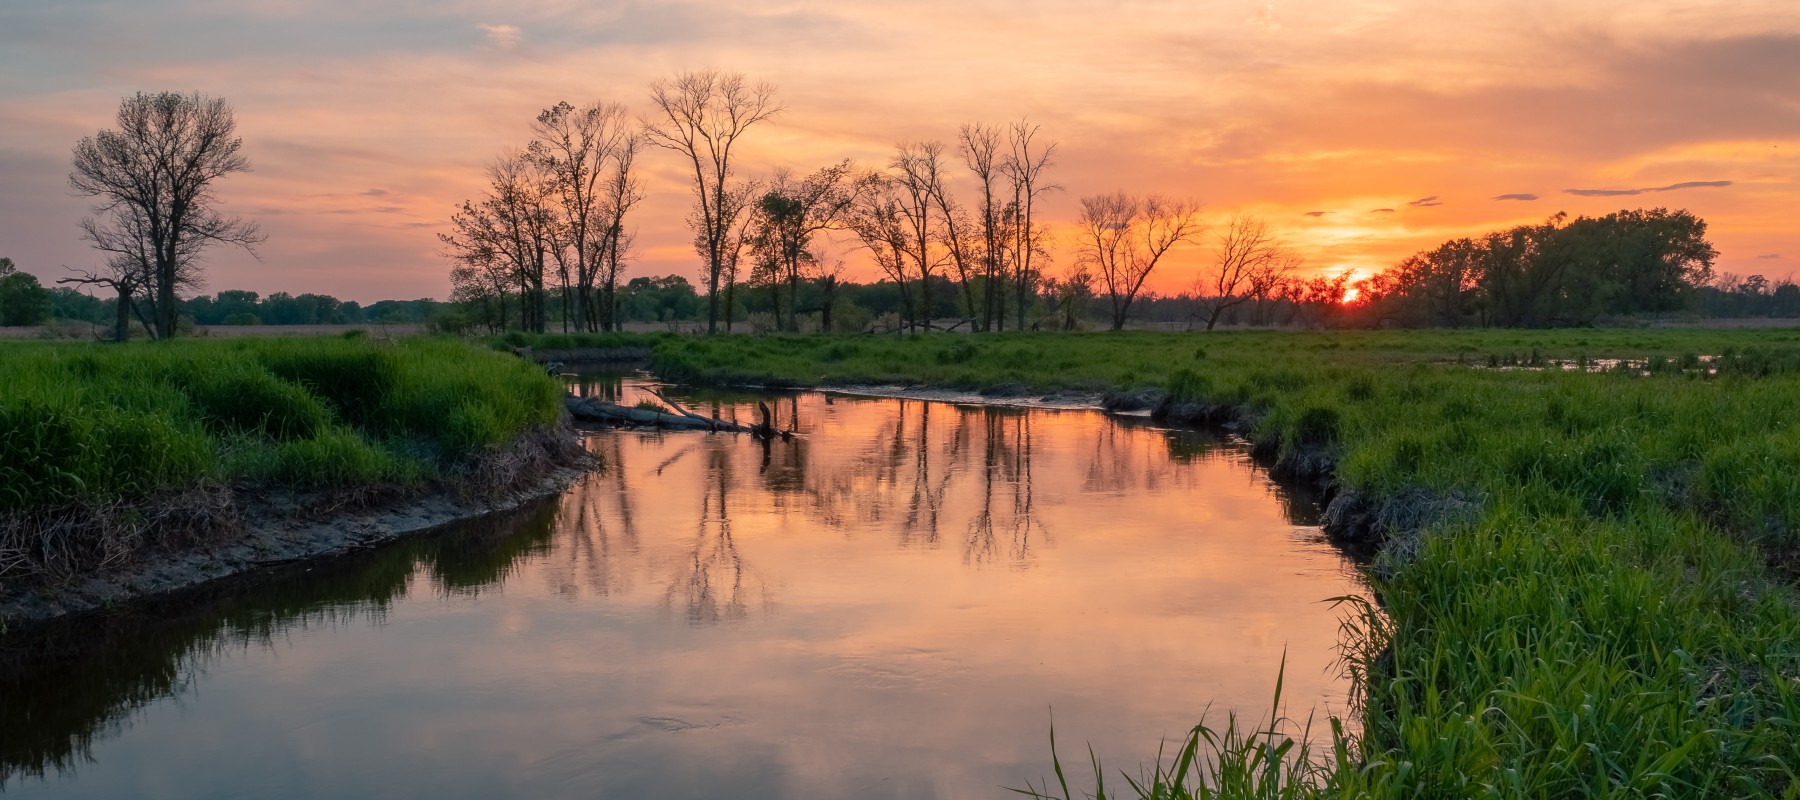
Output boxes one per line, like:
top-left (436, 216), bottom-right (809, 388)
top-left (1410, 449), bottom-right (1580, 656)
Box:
top-left (113, 285), bottom-right (132, 343)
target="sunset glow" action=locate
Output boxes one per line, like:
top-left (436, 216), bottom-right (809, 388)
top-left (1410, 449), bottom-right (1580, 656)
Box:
top-left (1, 1), bottom-right (1795, 302)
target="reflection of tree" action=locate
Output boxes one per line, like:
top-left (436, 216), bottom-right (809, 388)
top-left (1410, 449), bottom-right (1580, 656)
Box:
top-left (665, 439), bottom-right (761, 624)
top-left (564, 371), bottom-right (627, 402)
top-left (556, 434), bottom-right (643, 597)
top-left (963, 408), bottom-right (1046, 567)
top-left (0, 501), bottom-right (559, 787)
top-left (1084, 415), bottom-right (1178, 495)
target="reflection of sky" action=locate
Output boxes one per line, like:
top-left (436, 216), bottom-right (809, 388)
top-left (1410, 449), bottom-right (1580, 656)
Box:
top-left (10, 390), bottom-right (1366, 798)
top-left (1, 1), bottom-right (1795, 300)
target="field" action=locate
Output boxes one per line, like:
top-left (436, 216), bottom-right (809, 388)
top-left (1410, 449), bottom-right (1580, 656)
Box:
top-left (0, 336), bottom-right (567, 584)
top-left (630, 328), bottom-right (1800, 798)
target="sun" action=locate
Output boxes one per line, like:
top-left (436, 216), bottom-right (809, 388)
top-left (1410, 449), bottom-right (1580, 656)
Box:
top-left (1341, 287), bottom-right (1362, 304)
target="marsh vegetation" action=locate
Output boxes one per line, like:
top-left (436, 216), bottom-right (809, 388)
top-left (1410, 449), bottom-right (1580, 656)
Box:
top-left (0, 337), bottom-right (569, 590)
top-left (632, 328), bottom-right (1800, 798)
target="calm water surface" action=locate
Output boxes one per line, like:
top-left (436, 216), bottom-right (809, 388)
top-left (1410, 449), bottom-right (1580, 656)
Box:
top-left (2, 378), bottom-right (1367, 799)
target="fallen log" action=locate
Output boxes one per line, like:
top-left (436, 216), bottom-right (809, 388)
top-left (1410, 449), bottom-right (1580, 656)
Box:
top-left (564, 395), bottom-right (754, 433)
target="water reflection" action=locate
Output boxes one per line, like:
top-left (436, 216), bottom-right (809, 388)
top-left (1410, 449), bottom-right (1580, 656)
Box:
top-left (2, 382), bottom-right (1365, 799)
top-left (0, 502), bottom-right (558, 787)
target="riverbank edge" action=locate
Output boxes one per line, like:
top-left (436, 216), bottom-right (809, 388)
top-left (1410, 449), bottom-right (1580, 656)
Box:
top-left (0, 420), bottom-right (595, 629)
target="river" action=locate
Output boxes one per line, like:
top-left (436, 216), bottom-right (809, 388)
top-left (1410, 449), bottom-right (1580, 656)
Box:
top-left (1, 377), bottom-right (1367, 798)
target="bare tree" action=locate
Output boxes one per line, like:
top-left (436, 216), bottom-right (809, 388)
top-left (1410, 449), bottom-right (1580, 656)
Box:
top-left (847, 172), bottom-right (920, 333)
top-left (592, 134), bottom-right (644, 331)
top-left (529, 100), bottom-right (633, 332)
top-left (69, 92), bottom-right (264, 339)
top-left (62, 202), bottom-right (192, 341)
top-left (891, 142), bottom-right (952, 331)
top-left (1001, 121), bottom-right (1058, 331)
top-left (1195, 213), bottom-right (1295, 331)
top-left (957, 123), bottom-right (1006, 331)
top-left (1076, 192), bottom-right (1204, 331)
top-left (441, 149), bottom-right (558, 333)
top-left (644, 70), bottom-right (780, 334)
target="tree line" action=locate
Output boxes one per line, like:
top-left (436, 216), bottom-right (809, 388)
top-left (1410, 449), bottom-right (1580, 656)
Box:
top-left (1349, 209), bottom-right (1719, 328)
top-left (442, 70), bottom-right (1260, 335)
top-left (51, 88), bottom-right (1781, 337)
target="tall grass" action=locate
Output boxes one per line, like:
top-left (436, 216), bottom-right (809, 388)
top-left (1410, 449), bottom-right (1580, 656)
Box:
top-left (644, 329), bottom-right (1800, 798)
top-left (0, 336), bottom-right (564, 512)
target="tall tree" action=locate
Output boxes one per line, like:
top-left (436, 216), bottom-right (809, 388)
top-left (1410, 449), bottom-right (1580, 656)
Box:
top-left (1195, 213), bottom-right (1295, 331)
top-left (1001, 121), bottom-right (1058, 330)
top-left (749, 161), bottom-right (860, 331)
top-left (441, 149), bottom-right (558, 333)
top-left (1076, 192), bottom-right (1204, 331)
top-left (958, 123), bottom-right (1006, 331)
top-left (69, 92), bottom-right (264, 339)
top-left (848, 173), bottom-right (921, 333)
top-left (593, 134), bottom-right (644, 331)
top-left (528, 100), bottom-right (632, 332)
top-left (891, 142), bottom-right (952, 331)
top-left (644, 70), bottom-right (780, 334)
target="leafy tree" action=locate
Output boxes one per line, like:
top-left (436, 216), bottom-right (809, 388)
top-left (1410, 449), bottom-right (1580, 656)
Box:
top-left (619, 275), bottom-right (701, 323)
top-left (0, 258), bottom-right (52, 326)
top-left (1357, 208), bottom-right (1717, 328)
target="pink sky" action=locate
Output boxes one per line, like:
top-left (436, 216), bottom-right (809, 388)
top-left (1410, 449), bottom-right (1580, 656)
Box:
top-left (1, 1), bottom-right (1795, 303)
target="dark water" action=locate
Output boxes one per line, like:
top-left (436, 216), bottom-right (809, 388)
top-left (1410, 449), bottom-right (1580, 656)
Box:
top-left (1, 378), bottom-right (1366, 799)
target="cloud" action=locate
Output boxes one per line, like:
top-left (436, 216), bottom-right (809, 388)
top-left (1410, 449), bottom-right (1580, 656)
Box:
top-left (362, 188), bottom-right (389, 197)
top-left (1492, 193), bottom-right (1538, 201)
top-left (478, 23), bottom-right (522, 49)
top-left (1408, 196), bottom-right (1442, 207)
top-left (1757, 253), bottom-right (1783, 260)
top-left (1304, 210), bottom-right (1330, 217)
top-left (1562, 180), bottom-right (1733, 197)
top-left (1370, 208), bottom-right (1395, 213)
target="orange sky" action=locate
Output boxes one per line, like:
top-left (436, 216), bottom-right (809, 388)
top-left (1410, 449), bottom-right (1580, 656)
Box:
top-left (1, 1), bottom-right (1795, 302)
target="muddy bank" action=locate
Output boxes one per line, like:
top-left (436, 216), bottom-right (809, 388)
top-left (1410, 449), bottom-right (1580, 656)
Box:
top-left (1, 423), bottom-right (593, 629)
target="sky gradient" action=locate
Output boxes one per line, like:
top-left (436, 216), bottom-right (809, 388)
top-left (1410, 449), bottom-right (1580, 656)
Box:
top-left (2, 1), bottom-right (1795, 303)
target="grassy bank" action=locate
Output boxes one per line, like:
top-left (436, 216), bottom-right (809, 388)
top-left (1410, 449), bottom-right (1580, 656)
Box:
top-left (0, 336), bottom-right (567, 585)
top-left (644, 330), bottom-right (1800, 797)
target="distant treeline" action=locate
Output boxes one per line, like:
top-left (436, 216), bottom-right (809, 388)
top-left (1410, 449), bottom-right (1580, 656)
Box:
top-left (1350, 208), bottom-right (1725, 328)
top-left (43, 288), bottom-right (449, 328)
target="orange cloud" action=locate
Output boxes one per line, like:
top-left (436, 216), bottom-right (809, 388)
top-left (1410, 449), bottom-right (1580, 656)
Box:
top-left (0, 0), bottom-right (1794, 300)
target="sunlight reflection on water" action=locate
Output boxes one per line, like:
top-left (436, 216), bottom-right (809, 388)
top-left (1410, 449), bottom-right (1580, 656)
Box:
top-left (2, 376), bottom-right (1368, 799)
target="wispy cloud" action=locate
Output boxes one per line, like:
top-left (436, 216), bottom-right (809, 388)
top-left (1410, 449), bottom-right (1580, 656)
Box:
top-left (1758, 253), bottom-right (1783, 260)
top-left (362, 188), bottom-right (389, 197)
top-left (1408, 196), bottom-right (1442, 207)
top-left (1563, 180), bottom-right (1733, 197)
top-left (1370, 208), bottom-right (1396, 213)
top-left (1304, 210), bottom-right (1330, 217)
top-left (478, 23), bottom-right (522, 49)
top-left (1492, 193), bottom-right (1537, 201)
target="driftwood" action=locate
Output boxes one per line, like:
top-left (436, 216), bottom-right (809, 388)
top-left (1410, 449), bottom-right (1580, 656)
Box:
top-left (564, 395), bottom-right (755, 433)
top-left (564, 392), bottom-right (797, 440)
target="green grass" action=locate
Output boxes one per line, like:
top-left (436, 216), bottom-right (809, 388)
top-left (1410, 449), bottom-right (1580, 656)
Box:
top-left (0, 336), bottom-right (564, 511)
top-left (642, 329), bottom-right (1800, 798)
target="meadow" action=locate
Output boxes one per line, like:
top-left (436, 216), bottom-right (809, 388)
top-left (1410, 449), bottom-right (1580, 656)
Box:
top-left (607, 327), bottom-right (1800, 798)
top-left (0, 335), bottom-right (566, 583)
